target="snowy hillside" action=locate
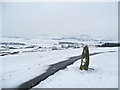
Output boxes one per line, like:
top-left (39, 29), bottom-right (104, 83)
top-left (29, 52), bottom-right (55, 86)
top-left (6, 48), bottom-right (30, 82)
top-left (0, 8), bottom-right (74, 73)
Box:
top-left (34, 49), bottom-right (118, 88)
top-left (0, 35), bottom-right (117, 53)
top-left (0, 35), bottom-right (118, 89)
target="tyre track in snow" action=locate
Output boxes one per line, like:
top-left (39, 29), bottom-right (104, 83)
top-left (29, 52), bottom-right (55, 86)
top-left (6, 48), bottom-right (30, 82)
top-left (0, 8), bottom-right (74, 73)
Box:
top-left (15, 51), bottom-right (116, 90)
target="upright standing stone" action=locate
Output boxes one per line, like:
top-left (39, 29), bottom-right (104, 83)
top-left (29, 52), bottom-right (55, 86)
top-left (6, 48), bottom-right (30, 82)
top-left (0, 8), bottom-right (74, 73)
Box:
top-left (80, 45), bottom-right (90, 70)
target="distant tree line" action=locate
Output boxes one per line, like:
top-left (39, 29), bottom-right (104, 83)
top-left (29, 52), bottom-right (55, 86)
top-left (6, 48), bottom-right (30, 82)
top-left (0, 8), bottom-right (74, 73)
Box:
top-left (97, 43), bottom-right (120, 47)
top-left (0, 42), bottom-right (25, 45)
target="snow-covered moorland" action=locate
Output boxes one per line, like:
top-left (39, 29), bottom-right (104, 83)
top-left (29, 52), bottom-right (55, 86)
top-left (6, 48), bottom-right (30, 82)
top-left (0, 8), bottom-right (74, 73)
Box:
top-left (0, 36), bottom-right (118, 89)
top-left (34, 49), bottom-right (118, 88)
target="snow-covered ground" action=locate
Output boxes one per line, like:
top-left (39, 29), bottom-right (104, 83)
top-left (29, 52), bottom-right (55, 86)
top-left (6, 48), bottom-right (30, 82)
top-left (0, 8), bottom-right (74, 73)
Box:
top-left (0, 36), bottom-right (118, 89)
top-left (34, 48), bottom-right (118, 88)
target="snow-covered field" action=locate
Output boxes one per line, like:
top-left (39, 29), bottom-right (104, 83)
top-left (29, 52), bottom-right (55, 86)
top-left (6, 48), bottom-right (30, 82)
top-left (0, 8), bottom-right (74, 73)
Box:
top-left (0, 36), bottom-right (118, 89)
top-left (34, 48), bottom-right (118, 88)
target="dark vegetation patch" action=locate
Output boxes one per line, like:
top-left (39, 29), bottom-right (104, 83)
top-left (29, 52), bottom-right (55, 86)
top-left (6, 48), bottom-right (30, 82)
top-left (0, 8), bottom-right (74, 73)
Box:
top-left (59, 42), bottom-right (75, 44)
top-left (0, 42), bottom-right (25, 45)
top-left (0, 51), bottom-right (19, 56)
top-left (97, 43), bottom-right (120, 47)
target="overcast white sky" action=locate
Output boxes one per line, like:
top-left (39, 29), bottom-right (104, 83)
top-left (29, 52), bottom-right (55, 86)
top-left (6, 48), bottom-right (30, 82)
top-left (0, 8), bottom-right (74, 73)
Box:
top-left (2, 2), bottom-right (118, 39)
